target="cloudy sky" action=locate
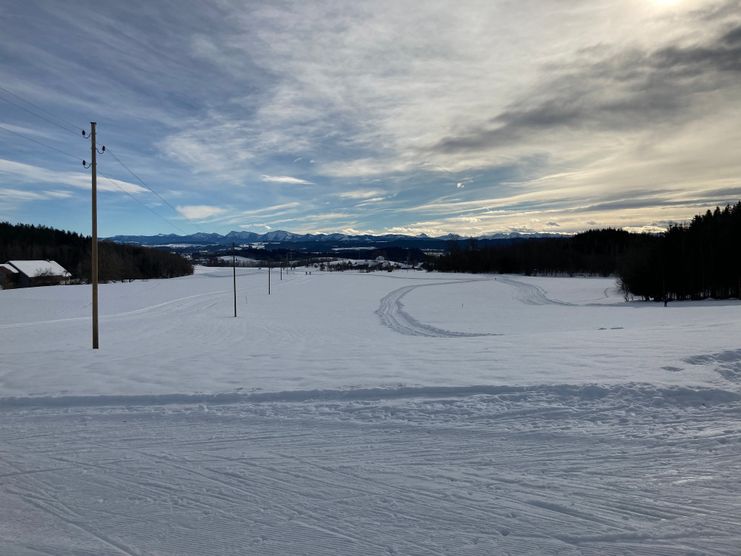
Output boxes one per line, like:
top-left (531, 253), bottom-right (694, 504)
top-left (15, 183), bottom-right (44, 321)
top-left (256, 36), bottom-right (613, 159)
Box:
top-left (1, 0), bottom-right (740, 237)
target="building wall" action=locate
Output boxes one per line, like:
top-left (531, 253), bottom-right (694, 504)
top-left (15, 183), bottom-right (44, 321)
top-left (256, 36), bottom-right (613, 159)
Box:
top-left (0, 268), bottom-right (16, 289)
top-left (29, 274), bottom-right (66, 287)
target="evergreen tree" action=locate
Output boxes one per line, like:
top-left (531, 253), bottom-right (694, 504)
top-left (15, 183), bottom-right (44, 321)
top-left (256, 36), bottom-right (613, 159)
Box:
top-left (0, 222), bottom-right (193, 283)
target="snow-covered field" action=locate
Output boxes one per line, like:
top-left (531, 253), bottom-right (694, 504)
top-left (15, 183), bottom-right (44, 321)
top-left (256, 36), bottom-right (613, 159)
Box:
top-left (1, 268), bottom-right (740, 554)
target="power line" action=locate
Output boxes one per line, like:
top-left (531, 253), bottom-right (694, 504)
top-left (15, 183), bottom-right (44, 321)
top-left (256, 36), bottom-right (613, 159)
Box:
top-left (0, 91), bottom-right (203, 236)
top-left (106, 147), bottom-right (205, 232)
top-left (0, 120), bottom-right (188, 235)
top-left (0, 123), bottom-right (82, 162)
top-left (106, 148), bottom-right (178, 211)
top-left (98, 173), bottom-right (190, 235)
top-left (0, 121), bottom-right (194, 236)
top-left (0, 85), bottom-right (83, 136)
top-left (0, 122), bottom-right (185, 234)
top-left (106, 152), bottom-right (184, 222)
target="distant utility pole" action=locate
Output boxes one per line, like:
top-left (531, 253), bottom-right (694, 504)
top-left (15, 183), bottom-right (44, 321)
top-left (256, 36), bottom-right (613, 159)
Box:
top-left (82, 122), bottom-right (104, 349)
top-left (232, 242), bottom-right (237, 317)
top-left (280, 263), bottom-right (283, 281)
top-left (268, 263), bottom-right (271, 295)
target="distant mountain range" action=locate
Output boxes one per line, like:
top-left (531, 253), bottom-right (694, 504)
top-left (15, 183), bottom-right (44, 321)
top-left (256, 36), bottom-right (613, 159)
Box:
top-left (107, 230), bottom-right (560, 248)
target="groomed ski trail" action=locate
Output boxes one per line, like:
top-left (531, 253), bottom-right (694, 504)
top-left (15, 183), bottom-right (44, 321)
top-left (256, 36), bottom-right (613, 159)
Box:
top-left (2, 384), bottom-right (740, 555)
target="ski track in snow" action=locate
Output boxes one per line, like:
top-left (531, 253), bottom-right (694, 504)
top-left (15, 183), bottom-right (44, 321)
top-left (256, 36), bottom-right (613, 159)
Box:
top-left (3, 269), bottom-right (741, 554)
top-left (376, 280), bottom-right (501, 337)
top-left (0, 289), bottom-right (230, 330)
top-left (2, 384), bottom-right (741, 555)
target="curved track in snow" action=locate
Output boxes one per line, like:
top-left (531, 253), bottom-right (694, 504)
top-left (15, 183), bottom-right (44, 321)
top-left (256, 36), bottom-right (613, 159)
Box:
top-left (376, 281), bottom-right (500, 337)
top-left (494, 275), bottom-right (574, 306)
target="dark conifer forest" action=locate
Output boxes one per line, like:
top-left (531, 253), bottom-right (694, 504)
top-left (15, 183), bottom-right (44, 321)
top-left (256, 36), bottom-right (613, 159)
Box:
top-left (0, 222), bottom-right (193, 282)
top-left (618, 203), bottom-right (741, 301)
top-left (428, 228), bottom-right (641, 277)
top-left (428, 202), bottom-right (741, 301)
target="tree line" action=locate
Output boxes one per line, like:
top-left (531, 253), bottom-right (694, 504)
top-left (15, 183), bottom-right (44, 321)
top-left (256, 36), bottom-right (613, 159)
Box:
top-left (428, 229), bottom-right (643, 277)
top-left (619, 203), bottom-right (741, 301)
top-left (0, 222), bottom-right (193, 283)
top-left (427, 202), bottom-right (741, 301)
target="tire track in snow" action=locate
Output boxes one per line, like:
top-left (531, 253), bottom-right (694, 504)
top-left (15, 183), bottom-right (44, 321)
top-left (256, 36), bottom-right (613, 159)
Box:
top-left (494, 275), bottom-right (574, 306)
top-left (376, 280), bottom-right (501, 338)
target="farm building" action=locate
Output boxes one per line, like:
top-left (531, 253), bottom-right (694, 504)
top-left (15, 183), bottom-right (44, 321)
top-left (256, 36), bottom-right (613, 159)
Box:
top-left (0, 263), bottom-right (19, 289)
top-left (1, 260), bottom-right (71, 288)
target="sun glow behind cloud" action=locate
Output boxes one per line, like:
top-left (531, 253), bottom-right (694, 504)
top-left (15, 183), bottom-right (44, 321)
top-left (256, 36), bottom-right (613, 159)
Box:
top-left (0, 0), bottom-right (739, 236)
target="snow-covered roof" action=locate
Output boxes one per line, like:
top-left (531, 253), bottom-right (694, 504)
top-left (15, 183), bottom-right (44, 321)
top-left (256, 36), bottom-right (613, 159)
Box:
top-left (0, 263), bottom-right (19, 274)
top-left (6, 260), bottom-right (71, 278)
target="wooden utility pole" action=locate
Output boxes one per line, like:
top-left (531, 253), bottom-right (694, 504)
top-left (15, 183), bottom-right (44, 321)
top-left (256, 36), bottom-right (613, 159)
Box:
top-left (232, 242), bottom-right (237, 317)
top-left (268, 263), bottom-right (271, 295)
top-left (90, 122), bottom-right (99, 349)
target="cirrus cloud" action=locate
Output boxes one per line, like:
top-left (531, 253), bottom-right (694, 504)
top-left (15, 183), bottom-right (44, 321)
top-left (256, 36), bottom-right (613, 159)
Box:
top-left (175, 204), bottom-right (227, 220)
top-left (260, 175), bottom-right (313, 185)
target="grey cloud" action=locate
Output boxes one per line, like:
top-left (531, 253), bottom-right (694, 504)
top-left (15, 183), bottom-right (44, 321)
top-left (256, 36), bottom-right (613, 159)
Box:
top-left (574, 198), bottom-right (684, 213)
top-left (651, 36), bottom-right (741, 75)
top-left (721, 24), bottom-right (741, 45)
top-left (434, 24), bottom-right (741, 155)
top-left (573, 190), bottom-right (741, 214)
top-left (692, 0), bottom-right (741, 22)
top-left (695, 186), bottom-right (741, 199)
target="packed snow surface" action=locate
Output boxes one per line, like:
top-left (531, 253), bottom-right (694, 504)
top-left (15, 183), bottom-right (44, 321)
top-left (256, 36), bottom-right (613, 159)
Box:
top-left (1, 268), bottom-right (740, 554)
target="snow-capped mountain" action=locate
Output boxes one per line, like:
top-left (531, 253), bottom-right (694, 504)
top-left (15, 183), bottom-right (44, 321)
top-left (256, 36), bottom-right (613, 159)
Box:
top-left (106, 229), bottom-right (564, 248)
